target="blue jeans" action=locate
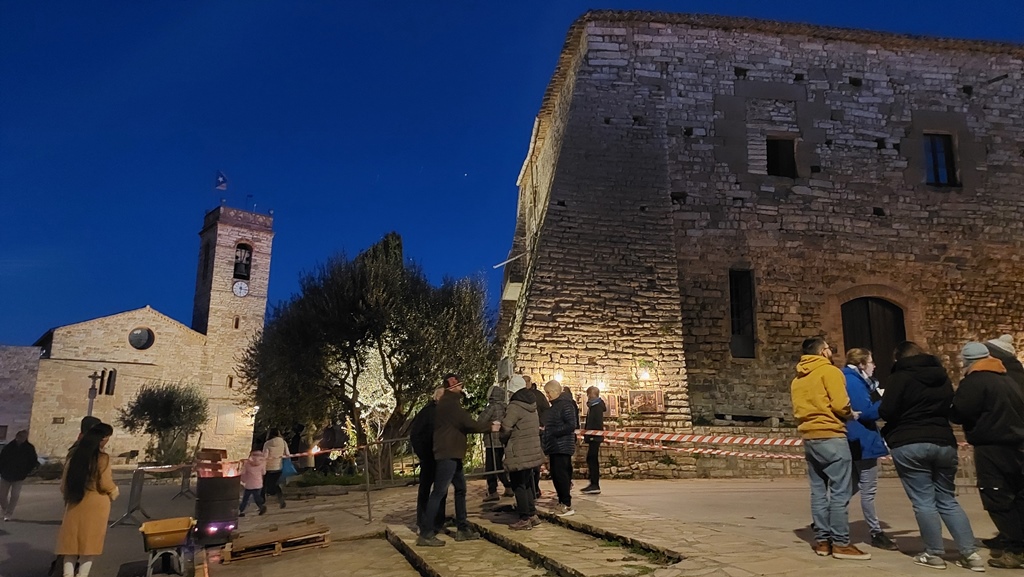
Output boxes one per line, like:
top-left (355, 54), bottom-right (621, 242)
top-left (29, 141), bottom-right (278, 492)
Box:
top-left (239, 488), bottom-right (265, 512)
top-left (805, 437), bottom-right (853, 545)
top-left (421, 458), bottom-right (467, 537)
top-left (890, 443), bottom-right (977, 556)
top-left (852, 458), bottom-right (881, 535)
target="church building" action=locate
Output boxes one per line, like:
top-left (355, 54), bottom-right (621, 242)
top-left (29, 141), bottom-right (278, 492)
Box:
top-left (0, 206), bottom-right (273, 460)
top-left (499, 12), bottom-right (1024, 430)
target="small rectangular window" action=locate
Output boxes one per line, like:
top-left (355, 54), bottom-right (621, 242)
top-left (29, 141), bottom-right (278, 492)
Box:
top-left (766, 137), bottom-right (798, 178)
top-left (0, 425), bottom-right (7, 440)
top-left (729, 269), bottom-right (757, 358)
top-left (924, 134), bottom-right (959, 186)
top-left (227, 375), bottom-right (234, 389)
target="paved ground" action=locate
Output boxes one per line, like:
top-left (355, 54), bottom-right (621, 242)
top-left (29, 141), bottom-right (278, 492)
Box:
top-left (0, 475), bottom-right (1001, 577)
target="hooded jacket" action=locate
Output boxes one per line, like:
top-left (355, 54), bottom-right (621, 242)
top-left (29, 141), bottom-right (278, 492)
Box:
top-left (528, 387), bottom-right (551, 418)
top-left (477, 385), bottom-right (508, 448)
top-left (878, 354), bottom-right (957, 449)
top-left (0, 439), bottom-right (38, 482)
top-left (500, 388), bottom-right (545, 472)
top-left (433, 389), bottom-right (491, 461)
top-left (790, 355), bottom-right (852, 439)
top-left (542, 391), bottom-right (579, 455)
top-left (584, 397), bottom-right (606, 443)
top-left (841, 365), bottom-right (888, 460)
top-left (262, 435), bottom-right (289, 472)
top-left (240, 450), bottom-right (267, 490)
top-left (950, 357), bottom-right (1024, 446)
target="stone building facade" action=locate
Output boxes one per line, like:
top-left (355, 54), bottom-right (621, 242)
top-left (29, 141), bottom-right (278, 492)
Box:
top-left (500, 11), bottom-right (1024, 430)
top-left (0, 206), bottom-right (273, 460)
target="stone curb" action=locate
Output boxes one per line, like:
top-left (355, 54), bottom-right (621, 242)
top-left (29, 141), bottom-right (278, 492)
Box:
top-left (467, 519), bottom-right (587, 577)
top-left (385, 526), bottom-right (444, 577)
top-left (536, 511), bottom-right (686, 564)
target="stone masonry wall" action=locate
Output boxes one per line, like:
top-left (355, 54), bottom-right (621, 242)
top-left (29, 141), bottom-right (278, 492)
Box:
top-left (511, 13), bottom-right (1024, 428)
top-left (508, 25), bottom-right (692, 431)
top-left (0, 346), bottom-right (40, 440)
top-left (29, 307), bottom-right (208, 460)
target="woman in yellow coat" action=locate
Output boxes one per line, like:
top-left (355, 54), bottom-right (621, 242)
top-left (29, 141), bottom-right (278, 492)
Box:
top-left (55, 422), bottom-right (118, 577)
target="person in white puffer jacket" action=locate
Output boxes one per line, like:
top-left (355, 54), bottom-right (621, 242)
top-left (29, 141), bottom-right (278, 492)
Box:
top-left (262, 429), bottom-right (289, 509)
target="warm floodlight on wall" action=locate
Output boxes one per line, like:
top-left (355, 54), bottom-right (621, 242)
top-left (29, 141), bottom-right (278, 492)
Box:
top-left (638, 369), bottom-right (651, 381)
top-left (553, 369), bottom-right (564, 383)
top-left (595, 380), bottom-right (608, 391)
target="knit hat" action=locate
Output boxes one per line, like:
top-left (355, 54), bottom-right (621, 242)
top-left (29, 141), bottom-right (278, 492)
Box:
top-left (987, 334), bottom-right (1016, 356)
top-left (961, 342), bottom-right (990, 363)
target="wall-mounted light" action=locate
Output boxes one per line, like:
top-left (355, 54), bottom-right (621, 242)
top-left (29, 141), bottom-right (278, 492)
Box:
top-left (595, 380), bottom-right (607, 391)
top-left (553, 369), bottom-right (564, 383)
top-left (638, 369), bottom-right (651, 381)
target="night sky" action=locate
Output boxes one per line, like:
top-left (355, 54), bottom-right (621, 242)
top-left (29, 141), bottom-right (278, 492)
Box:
top-left (2, 1), bottom-right (1022, 346)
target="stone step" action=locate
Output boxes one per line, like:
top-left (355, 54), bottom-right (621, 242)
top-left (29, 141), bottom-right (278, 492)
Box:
top-left (386, 524), bottom-right (552, 577)
top-left (468, 508), bottom-right (672, 577)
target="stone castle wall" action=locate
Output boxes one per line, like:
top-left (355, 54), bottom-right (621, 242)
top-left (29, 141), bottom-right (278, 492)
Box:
top-left (504, 13), bottom-right (1024, 428)
top-left (0, 346), bottom-right (40, 440)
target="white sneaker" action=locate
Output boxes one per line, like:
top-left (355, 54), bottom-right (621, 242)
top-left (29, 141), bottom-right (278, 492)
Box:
top-left (555, 504), bottom-right (575, 517)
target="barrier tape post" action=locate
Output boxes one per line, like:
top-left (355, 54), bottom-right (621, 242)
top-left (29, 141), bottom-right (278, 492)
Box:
top-left (363, 445), bottom-right (373, 523)
top-left (171, 465), bottom-right (195, 500)
top-left (110, 468), bottom-right (152, 527)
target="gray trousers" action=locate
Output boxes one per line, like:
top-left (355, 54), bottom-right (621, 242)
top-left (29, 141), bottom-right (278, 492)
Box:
top-left (0, 478), bottom-right (23, 515)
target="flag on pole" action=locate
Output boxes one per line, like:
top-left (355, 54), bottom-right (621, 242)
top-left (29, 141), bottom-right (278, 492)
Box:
top-left (215, 171), bottom-right (228, 190)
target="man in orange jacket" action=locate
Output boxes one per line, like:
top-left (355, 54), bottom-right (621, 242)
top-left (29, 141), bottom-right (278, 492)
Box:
top-left (791, 337), bottom-right (869, 561)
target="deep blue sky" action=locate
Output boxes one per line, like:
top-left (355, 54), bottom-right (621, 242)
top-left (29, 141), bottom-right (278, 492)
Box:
top-left (2, 2), bottom-right (1022, 346)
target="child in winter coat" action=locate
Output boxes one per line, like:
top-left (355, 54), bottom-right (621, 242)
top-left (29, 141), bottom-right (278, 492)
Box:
top-left (239, 449), bottom-right (267, 516)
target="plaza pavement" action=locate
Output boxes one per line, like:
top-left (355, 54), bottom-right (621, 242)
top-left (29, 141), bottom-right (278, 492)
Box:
top-left (0, 472), bottom-right (1003, 577)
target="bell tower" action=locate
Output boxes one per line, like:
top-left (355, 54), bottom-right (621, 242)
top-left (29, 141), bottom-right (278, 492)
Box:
top-left (192, 206), bottom-right (274, 456)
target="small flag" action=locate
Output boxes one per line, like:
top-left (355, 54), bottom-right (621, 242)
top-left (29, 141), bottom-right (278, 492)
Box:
top-left (215, 171), bottom-right (228, 190)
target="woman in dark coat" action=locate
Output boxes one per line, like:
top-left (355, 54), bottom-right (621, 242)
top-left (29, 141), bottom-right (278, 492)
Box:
top-left (878, 341), bottom-right (981, 571)
top-left (500, 388), bottom-right (545, 530)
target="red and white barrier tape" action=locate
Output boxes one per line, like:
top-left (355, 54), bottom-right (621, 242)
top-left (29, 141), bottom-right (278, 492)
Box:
top-left (603, 437), bottom-right (806, 460)
top-left (579, 428), bottom-right (970, 449)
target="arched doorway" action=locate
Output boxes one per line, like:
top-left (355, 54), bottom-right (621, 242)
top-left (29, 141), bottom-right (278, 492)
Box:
top-left (841, 297), bottom-right (907, 379)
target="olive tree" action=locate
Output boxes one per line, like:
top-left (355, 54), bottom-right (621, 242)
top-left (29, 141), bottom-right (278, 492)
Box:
top-left (117, 382), bottom-right (210, 465)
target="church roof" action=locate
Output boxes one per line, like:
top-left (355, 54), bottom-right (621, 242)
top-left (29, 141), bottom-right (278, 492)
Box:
top-left (32, 305), bottom-right (205, 347)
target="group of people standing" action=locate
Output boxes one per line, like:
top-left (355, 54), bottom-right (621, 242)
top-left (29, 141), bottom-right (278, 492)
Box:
top-left (793, 334), bottom-right (1024, 571)
top-left (408, 373), bottom-right (606, 546)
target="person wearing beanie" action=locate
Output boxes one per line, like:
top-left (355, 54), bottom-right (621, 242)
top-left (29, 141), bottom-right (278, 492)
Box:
top-left (477, 384), bottom-right (513, 502)
top-left (986, 335), bottom-right (1024, 391)
top-left (951, 342), bottom-right (1024, 569)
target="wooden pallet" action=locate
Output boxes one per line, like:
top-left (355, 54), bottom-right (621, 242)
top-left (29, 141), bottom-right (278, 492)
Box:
top-left (222, 517), bottom-right (331, 564)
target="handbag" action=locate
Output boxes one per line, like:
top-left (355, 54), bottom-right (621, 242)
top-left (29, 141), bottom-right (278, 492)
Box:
top-left (279, 457), bottom-right (297, 482)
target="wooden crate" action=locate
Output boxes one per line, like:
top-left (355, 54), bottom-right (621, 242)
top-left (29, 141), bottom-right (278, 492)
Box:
top-left (221, 517), bottom-right (330, 564)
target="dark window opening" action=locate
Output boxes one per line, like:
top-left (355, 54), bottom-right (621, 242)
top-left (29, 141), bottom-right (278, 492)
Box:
top-left (632, 115), bottom-right (645, 126)
top-left (729, 269), bottom-right (757, 358)
top-left (234, 243), bottom-right (253, 280)
top-left (104, 369), bottom-right (117, 395)
top-left (227, 376), bottom-right (234, 389)
top-left (683, 127), bottom-right (693, 137)
top-left (794, 73), bottom-right (805, 82)
top-left (849, 77), bottom-right (863, 87)
top-left (876, 138), bottom-right (886, 150)
top-left (962, 85), bottom-right (974, 96)
top-left (924, 134), bottom-right (959, 186)
top-left (0, 425), bottom-right (7, 440)
top-left (734, 67), bottom-right (748, 78)
top-left (810, 165), bottom-right (822, 173)
top-left (766, 137), bottom-right (798, 178)
top-left (233, 316), bottom-right (240, 329)
top-left (873, 207), bottom-right (887, 217)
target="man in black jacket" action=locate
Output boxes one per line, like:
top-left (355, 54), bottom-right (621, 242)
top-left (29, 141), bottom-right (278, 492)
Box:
top-left (417, 374), bottom-right (492, 547)
top-left (951, 342), bottom-right (1024, 569)
top-left (581, 386), bottom-right (606, 495)
top-left (542, 380), bottom-right (578, 517)
top-left (409, 387), bottom-right (446, 537)
top-left (0, 430), bottom-right (38, 521)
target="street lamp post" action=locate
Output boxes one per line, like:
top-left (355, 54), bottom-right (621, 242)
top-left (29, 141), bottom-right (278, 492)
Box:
top-left (87, 371), bottom-right (102, 417)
